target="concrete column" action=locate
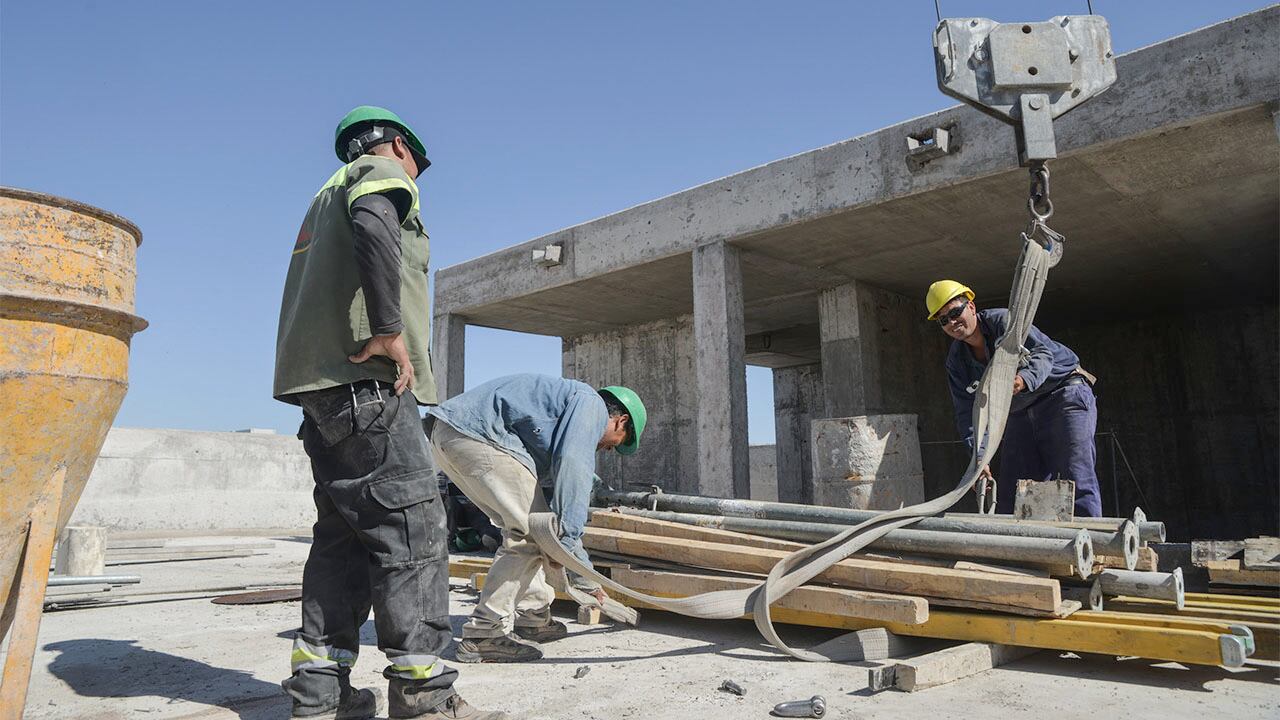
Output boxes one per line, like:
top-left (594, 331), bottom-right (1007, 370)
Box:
top-left (692, 242), bottom-right (750, 498)
top-left (810, 414), bottom-right (925, 510)
top-left (432, 313), bottom-right (466, 401)
top-left (772, 364), bottom-right (824, 504)
top-left (818, 282), bottom-right (870, 418)
top-left (563, 332), bottom-right (624, 484)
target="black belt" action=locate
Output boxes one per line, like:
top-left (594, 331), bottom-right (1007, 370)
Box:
top-left (1061, 374), bottom-right (1089, 388)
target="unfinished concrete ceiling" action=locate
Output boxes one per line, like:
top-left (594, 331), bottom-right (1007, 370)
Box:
top-left (454, 105), bottom-right (1279, 363)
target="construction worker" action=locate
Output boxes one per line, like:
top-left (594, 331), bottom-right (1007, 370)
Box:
top-left (425, 374), bottom-right (646, 663)
top-left (274, 106), bottom-right (505, 720)
top-left (926, 280), bottom-right (1102, 517)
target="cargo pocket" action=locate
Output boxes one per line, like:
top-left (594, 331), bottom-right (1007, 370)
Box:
top-left (366, 475), bottom-right (447, 565)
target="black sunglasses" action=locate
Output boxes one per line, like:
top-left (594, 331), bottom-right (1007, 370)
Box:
top-left (937, 299), bottom-right (969, 327)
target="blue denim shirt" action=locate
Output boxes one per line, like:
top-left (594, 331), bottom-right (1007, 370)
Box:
top-left (428, 373), bottom-right (607, 571)
top-left (946, 309), bottom-right (1080, 448)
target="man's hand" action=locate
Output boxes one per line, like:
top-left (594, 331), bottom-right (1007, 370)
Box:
top-left (590, 588), bottom-right (608, 606)
top-left (972, 464), bottom-right (994, 495)
top-left (1013, 374), bottom-right (1027, 395)
top-left (349, 332), bottom-right (414, 396)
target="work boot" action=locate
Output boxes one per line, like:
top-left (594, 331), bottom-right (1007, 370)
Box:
top-left (454, 634), bottom-right (543, 663)
top-left (513, 618), bottom-right (568, 643)
top-left (389, 685), bottom-right (510, 719)
top-left (290, 687), bottom-right (383, 719)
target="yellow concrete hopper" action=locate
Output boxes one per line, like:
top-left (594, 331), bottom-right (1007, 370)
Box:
top-left (0, 187), bottom-right (146, 713)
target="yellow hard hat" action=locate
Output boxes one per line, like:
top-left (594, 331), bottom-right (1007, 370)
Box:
top-left (925, 280), bottom-right (974, 320)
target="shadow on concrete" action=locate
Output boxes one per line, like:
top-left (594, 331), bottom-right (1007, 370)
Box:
top-left (996, 651), bottom-right (1278, 692)
top-left (43, 638), bottom-right (286, 719)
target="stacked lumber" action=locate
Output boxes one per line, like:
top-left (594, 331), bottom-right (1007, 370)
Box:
top-left (446, 502), bottom-right (1267, 672)
top-left (1192, 537), bottom-right (1280, 589)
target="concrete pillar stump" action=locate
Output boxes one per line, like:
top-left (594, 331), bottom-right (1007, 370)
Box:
top-left (54, 525), bottom-right (106, 577)
top-left (810, 414), bottom-right (924, 510)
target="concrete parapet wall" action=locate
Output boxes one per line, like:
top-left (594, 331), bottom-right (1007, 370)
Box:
top-left (811, 414), bottom-right (925, 510)
top-left (70, 427), bottom-right (314, 531)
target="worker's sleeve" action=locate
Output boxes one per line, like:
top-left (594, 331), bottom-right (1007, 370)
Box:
top-left (946, 356), bottom-right (976, 449)
top-left (1017, 324), bottom-right (1056, 392)
top-left (548, 391), bottom-right (610, 588)
top-left (350, 194), bottom-right (403, 336)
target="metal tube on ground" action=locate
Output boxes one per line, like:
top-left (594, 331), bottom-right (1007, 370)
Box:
top-left (618, 508), bottom-right (1094, 578)
top-left (46, 575), bottom-right (142, 587)
top-left (594, 489), bottom-right (1136, 570)
top-left (943, 512), bottom-right (1165, 544)
top-left (1096, 568), bottom-right (1184, 610)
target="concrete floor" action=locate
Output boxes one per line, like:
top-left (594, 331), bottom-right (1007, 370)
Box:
top-left (11, 535), bottom-right (1279, 720)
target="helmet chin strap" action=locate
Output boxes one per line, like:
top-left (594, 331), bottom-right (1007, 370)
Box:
top-left (344, 126), bottom-right (391, 163)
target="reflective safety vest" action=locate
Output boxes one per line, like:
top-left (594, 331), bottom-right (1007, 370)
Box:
top-left (273, 155), bottom-right (435, 403)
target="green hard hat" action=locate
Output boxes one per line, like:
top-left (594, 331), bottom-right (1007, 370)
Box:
top-left (334, 105), bottom-right (430, 170)
top-left (599, 385), bottom-right (647, 456)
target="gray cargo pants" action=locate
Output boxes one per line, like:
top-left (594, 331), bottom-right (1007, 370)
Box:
top-left (281, 380), bottom-right (457, 713)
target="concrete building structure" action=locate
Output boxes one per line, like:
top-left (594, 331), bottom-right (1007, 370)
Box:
top-left (431, 9), bottom-right (1280, 540)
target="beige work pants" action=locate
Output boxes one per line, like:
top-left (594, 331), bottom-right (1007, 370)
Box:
top-left (430, 421), bottom-right (557, 638)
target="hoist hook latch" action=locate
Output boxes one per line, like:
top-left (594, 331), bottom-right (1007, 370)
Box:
top-left (933, 16), bottom-right (1117, 166)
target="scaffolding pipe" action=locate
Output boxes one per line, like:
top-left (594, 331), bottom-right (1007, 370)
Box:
top-left (593, 489), bottom-right (1137, 569)
top-left (942, 513), bottom-right (1165, 544)
top-left (46, 575), bottom-right (141, 587)
top-left (1096, 568), bottom-right (1185, 610)
top-left (617, 508), bottom-right (1094, 578)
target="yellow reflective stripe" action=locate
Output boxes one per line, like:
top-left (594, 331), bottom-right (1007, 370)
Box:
top-left (290, 640), bottom-right (357, 671)
top-left (388, 663), bottom-right (437, 680)
top-left (348, 177), bottom-right (416, 208)
top-left (313, 166), bottom-right (349, 198)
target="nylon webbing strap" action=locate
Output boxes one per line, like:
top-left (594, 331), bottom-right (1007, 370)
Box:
top-left (528, 236), bottom-right (1055, 662)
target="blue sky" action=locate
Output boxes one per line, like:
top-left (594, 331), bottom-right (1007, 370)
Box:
top-left (1, 1), bottom-right (1269, 442)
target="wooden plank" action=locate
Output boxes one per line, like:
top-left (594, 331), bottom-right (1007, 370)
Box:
top-left (590, 510), bottom-right (802, 551)
top-left (611, 567), bottom-right (928, 625)
top-left (1192, 540), bottom-right (1246, 566)
top-left (582, 526), bottom-right (1063, 612)
top-left (1243, 537), bottom-right (1280, 570)
top-left (1185, 591), bottom-right (1280, 607)
top-left (584, 569), bottom-right (1247, 667)
top-left (1099, 546), bottom-right (1158, 572)
top-left (881, 642), bottom-right (1038, 692)
top-left (1206, 560), bottom-right (1280, 588)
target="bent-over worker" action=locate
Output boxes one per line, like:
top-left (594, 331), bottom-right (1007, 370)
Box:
top-left (426, 374), bottom-right (647, 663)
top-left (274, 105), bottom-right (504, 720)
top-left (926, 280), bottom-right (1102, 517)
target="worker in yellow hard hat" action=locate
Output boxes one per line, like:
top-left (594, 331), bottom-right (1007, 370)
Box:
top-left (274, 106), bottom-right (506, 720)
top-left (926, 280), bottom-right (1102, 517)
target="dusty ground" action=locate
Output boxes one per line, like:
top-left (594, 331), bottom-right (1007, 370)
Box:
top-left (9, 534), bottom-right (1278, 719)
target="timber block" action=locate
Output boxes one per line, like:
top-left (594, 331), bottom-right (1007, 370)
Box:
top-left (577, 605), bottom-right (603, 625)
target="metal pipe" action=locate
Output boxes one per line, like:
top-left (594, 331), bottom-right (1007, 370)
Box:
top-left (942, 512), bottom-right (1165, 543)
top-left (46, 574), bottom-right (141, 587)
top-left (1096, 568), bottom-right (1184, 609)
top-left (1060, 577), bottom-right (1104, 611)
top-left (618, 508), bottom-right (1094, 578)
top-left (595, 489), bottom-right (1136, 569)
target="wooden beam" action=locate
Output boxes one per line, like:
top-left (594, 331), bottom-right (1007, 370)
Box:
top-left (611, 567), bottom-right (927, 625)
top-left (870, 642), bottom-right (1038, 692)
top-left (604, 568), bottom-right (1250, 667)
top-left (1206, 560), bottom-right (1280, 587)
top-left (590, 510), bottom-right (802, 551)
top-left (582, 525), bottom-right (1063, 612)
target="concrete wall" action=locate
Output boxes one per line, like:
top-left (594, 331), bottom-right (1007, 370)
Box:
top-left (749, 444), bottom-right (778, 501)
top-left (562, 315), bottom-right (700, 493)
top-left (70, 427), bottom-right (314, 531)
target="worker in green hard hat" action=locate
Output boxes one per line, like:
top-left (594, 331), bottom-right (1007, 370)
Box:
top-left (274, 106), bottom-right (507, 720)
top-left (426, 374), bottom-right (647, 663)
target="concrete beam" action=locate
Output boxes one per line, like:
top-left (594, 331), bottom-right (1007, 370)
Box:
top-left (692, 242), bottom-right (750, 498)
top-left (772, 363), bottom-right (824, 504)
top-left (432, 7), bottom-right (1279, 319)
top-left (432, 312), bottom-right (467, 401)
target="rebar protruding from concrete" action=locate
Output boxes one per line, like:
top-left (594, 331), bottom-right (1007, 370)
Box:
top-left (1096, 567), bottom-right (1184, 610)
top-left (772, 696), bottom-right (825, 718)
top-left (595, 489), bottom-right (1135, 570)
top-left (46, 575), bottom-right (141, 587)
top-left (618, 508), bottom-right (1094, 579)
